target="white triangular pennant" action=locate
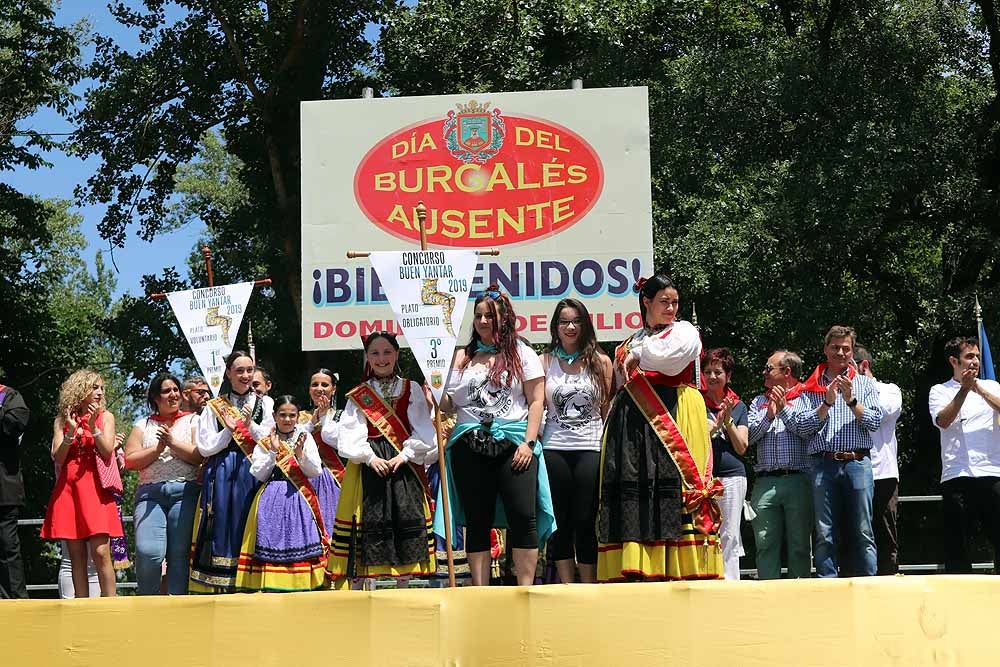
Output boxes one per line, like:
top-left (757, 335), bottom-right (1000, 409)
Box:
top-left (368, 250), bottom-right (478, 404)
top-left (166, 282), bottom-right (255, 397)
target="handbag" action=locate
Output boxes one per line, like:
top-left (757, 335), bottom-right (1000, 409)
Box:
top-left (463, 415), bottom-right (514, 458)
top-left (94, 445), bottom-right (124, 495)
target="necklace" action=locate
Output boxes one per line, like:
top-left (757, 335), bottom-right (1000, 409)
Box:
top-left (376, 375), bottom-right (398, 400)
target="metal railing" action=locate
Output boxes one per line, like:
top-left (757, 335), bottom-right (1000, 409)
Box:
top-left (17, 493), bottom-right (994, 592)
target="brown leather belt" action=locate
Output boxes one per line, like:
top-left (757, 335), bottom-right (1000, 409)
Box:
top-left (821, 450), bottom-right (869, 462)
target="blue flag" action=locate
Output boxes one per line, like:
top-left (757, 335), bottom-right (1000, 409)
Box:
top-left (979, 319), bottom-right (996, 381)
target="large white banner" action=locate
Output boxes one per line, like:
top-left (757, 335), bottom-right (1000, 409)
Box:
top-left (166, 282), bottom-right (255, 396)
top-left (368, 250), bottom-right (478, 403)
top-left (301, 87), bottom-right (653, 350)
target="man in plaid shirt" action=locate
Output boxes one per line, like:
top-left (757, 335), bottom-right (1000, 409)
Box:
top-left (747, 350), bottom-right (813, 579)
top-left (795, 326), bottom-right (882, 577)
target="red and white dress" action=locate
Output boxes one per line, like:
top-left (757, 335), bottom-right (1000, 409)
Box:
top-left (41, 414), bottom-right (124, 540)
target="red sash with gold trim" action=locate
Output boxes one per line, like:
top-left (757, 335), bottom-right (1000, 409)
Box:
top-left (313, 432), bottom-right (346, 486)
top-left (347, 381), bottom-right (432, 501)
top-left (207, 397), bottom-right (258, 461)
top-left (262, 434), bottom-right (331, 554)
top-left (625, 373), bottom-right (724, 535)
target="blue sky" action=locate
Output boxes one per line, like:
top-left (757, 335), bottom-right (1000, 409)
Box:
top-left (2, 2), bottom-right (205, 298)
top-left (3, 3), bottom-right (384, 299)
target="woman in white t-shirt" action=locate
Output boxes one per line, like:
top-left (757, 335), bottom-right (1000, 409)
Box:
top-left (437, 286), bottom-right (555, 586)
top-left (541, 298), bottom-right (612, 584)
top-left (124, 373), bottom-right (202, 594)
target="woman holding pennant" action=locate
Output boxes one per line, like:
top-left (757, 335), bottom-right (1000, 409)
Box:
top-left (189, 351), bottom-right (274, 593)
top-left (236, 396), bottom-right (336, 591)
top-left (329, 332), bottom-right (438, 587)
top-left (436, 286), bottom-right (556, 587)
top-left (596, 274), bottom-right (723, 582)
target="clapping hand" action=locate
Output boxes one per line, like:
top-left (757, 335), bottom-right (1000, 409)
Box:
top-left (766, 385), bottom-right (786, 419)
top-left (85, 402), bottom-right (100, 430)
top-left (312, 394), bottom-right (330, 422)
top-left (156, 425), bottom-right (172, 451)
top-left (834, 374), bottom-right (854, 403)
top-left (960, 367), bottom-right (978, 392)
top-left (64, 408), bottom-right (79, 434)
top-left (223, 412), bottom-right (241, 432)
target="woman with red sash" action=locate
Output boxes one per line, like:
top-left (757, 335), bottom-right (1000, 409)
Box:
top-left (596, 274), bottom-right (724, 582)
top-left (329, 332), bottom-right (438, 587)
top-left (299, 368), bottom-right (348, 486)
top-left (701, 348), bottom-right (750, 580)
top-left (41, 370), bottom-right (122, 597)
top-left (237, 396), bottom-right (337, 591)
top-left (189, 351), bottom-right (273, 593)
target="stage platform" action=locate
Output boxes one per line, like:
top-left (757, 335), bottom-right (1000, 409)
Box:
top-left (6, 575), bottom-right (992, 665)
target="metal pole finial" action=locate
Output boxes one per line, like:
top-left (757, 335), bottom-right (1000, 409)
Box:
top-left (976, 293), bottom-right (983, 322)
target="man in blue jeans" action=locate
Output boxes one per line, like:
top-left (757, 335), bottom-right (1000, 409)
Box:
top-left (795, 326), bottom-right (883, 577)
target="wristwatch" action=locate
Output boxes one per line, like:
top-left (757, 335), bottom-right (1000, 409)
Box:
top-left (525, 439), bottom-right (536, 448)
top-left (847, 398), bottom-right (858, 408)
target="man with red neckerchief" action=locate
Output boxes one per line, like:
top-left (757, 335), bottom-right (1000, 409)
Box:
top-left (747, 350), bottom-right (813, 580)
top-left (794, 325), bottom-right (882, 577)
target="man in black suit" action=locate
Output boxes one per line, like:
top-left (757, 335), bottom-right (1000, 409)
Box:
top-left (0, 383), bottom-right (30, 598)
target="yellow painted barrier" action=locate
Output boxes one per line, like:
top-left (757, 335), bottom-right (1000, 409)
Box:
top-left (5, 576), bottom-right (991, 665)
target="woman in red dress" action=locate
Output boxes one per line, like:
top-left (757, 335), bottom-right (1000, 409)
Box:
top-left (41, 370), bottom-right (123, 597)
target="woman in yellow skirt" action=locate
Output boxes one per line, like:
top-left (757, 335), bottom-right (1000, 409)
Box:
top-left (597, 274), bottom-right (724, 582)
top-left (329, 332), bottom-right (437, 588)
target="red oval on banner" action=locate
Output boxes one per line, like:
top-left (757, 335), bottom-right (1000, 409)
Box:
top-left (353, 106), bottom-right (604, 247)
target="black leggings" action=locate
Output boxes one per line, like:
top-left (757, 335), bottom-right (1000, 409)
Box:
top-left (543, 449), bottom-right (600, 564)
top-left (451, 437), bottom-right (538, 552)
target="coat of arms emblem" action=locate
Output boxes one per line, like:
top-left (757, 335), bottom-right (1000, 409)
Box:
top-left (431, 372), bottom-right (444, 389)
top-left (443, 100), bottom-right (506, 164)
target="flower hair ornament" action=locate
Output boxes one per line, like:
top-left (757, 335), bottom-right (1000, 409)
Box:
top-left (633, 277), bottom-right (648, 293)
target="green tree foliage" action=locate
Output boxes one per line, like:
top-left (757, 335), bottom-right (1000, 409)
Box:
top-left (1, 199), bottom-right (138, 592)
top-left (77, 2), bottom-right (1000, 517)
top-left (378, 0), bottom-right (1000, 506)
top-left (74, 0), bottom-right (392, 397)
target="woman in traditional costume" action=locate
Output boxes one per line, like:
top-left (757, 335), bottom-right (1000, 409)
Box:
top-left (299, 368), bottom-right (347, 567)
top-left (300, 368), bottom-right (348, 487)
top-left (236, 396), bottom-right (336, 591)
top-left (189, 351), bottom-right (274, 593)
top-left (329, 333), bottom-right (437, 587)
top-left (596, 274), bottom-right (724, 582)
top-left (701, 347), bottom-right (749, 580)
top-left (41, 370), bottom-right (121, 597)
top-left (540, 298), bottom-right (612, 584)
top-left (124, 372), bottom-right (201, 594)
top-left (436, 286), bottom-right (556, 586)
